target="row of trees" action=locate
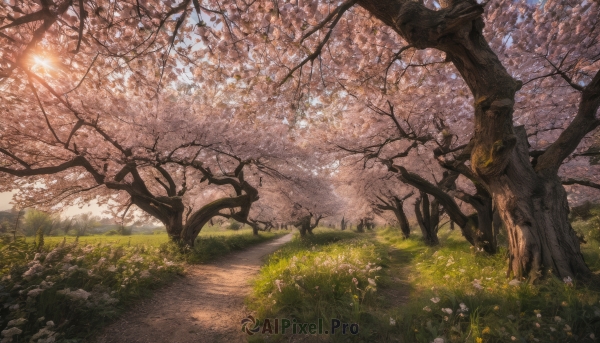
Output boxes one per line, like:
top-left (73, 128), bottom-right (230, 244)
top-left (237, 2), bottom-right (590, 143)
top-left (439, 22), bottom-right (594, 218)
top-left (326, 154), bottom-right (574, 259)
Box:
top-left (0, 209), bottom-right (103, 237)
top-left (0, 0), bottom-right (599, 281)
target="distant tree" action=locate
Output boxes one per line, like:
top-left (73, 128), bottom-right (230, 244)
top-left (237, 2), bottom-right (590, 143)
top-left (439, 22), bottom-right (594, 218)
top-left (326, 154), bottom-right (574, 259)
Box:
top-left (22, 209), bottom-right (60, 236)
top-left (72, 213), bottom-right (100, 237)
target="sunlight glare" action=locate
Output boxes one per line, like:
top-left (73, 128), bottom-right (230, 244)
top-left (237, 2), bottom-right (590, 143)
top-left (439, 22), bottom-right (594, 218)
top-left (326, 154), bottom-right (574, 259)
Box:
top-left (33, 55), bottom-right (51, 69)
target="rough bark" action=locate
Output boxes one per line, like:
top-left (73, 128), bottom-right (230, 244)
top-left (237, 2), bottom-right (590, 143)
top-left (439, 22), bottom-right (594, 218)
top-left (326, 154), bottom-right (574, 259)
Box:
top-left (356, 219), bottom-right (365, 233)
top-left (414, 194), bottom-right (440, 245)
top-left (357, 0), bottom-right (593, 279)
top-left (385, 164), bottom-right (478, 246)
top-left (449, 186), bottom-right (497, 254)
top-left (490, 128), bottom-right (590, 280)
top-left (294, 215), bottom-right (312, 236)
top-left (375, 192), bottom-right (412, 238)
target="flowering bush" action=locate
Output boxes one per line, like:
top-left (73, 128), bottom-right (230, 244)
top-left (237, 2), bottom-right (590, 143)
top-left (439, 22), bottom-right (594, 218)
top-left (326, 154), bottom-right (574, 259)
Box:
top-left (0, 236), bottom-right (183, 342)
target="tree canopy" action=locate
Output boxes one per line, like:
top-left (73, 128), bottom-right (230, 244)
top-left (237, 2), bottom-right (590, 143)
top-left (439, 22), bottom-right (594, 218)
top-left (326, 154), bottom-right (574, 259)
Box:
top-left (1, 0), bottom-right (599, 278)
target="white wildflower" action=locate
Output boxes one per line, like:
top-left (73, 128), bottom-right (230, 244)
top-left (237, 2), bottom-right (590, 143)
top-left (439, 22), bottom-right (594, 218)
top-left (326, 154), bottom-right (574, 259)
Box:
top-left (423, 306), bottom-right (431, 312)
top-left (389, 317), bottom-right (396, 326)
top-left (58, 288), bottom-right (90, 301)
top-left (459, 303), bottom-right (469, 312)
top-left (554, 316), bottom-right (562, 322)
top-left (7, 318), bottom-right (26, 327)
top-left (1, 327), bottom-right (22, 338)
top-left (275, 279), bottom-right (284, 293)
top-left (441, 308), bottom-right (453, 315)
top-left (22, 261), bottom-right (44, 279)
top-left (40, 281), bottom-right (54, 289)
top-left (508, 279), bottom-right (521, 286)
top-left (31, 327), bottom-right (56, 342)
top-left (433, 338), bottom-right (444, 343)
top-left (352, 277), bottom-right (358, 286)
top-left (430, 297), bottom-right (440, 303)
top-left (45, 249), bottom-right (59, 263)
top-left (368, 278), bottom-right (377, 287)
top-left (28, 288), bottom-right (44, 298)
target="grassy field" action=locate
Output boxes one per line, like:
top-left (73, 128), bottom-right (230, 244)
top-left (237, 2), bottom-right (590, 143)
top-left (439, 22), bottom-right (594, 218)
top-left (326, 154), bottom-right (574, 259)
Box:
top-left (0, 227), bottom-right (289, 342)
top-left (246, 224), bottom-right (600, 342)
top-left (39, 226), bottom-right (265, 247)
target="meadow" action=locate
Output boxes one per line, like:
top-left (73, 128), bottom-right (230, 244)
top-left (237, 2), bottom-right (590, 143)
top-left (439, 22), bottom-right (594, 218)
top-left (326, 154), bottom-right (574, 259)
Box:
top-left (245, 223), bottom-right (600, 343)
top-left (0, 227), bottom-right (289, 342)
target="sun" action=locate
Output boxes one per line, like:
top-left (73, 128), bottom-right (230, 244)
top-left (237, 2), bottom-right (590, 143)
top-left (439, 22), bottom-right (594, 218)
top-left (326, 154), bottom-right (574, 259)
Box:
top-left (32, 55), bottom-right (51, 69)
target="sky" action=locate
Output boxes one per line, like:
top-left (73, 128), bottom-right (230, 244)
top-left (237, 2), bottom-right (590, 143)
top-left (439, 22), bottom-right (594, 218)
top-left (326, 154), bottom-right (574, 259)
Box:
top-left (0, 190), bottom-right (110, 217)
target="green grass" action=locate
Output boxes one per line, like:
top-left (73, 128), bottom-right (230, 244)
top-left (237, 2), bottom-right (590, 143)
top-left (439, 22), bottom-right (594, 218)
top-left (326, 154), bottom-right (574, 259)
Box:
top-left (39, 226), bottom-right (265, 247)
top-left (0, 228), bottom-right (289, 342)
top-left (246, 228), bottom-right (394, 342)
top-left (378, 226), bottom-right (600, 343)
top-left (246, 224), bottom-right (600, 343)
top-left (162, 229), bottom-right (290, 264)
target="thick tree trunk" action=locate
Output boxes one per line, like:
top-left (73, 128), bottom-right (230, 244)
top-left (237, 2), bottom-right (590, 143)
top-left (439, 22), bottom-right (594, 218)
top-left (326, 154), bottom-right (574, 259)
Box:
top-left (295, 215), bottom-right (312, 237)
top-left (357, 0), bottom-right (590, 279)
top-left (391, 166), bottom-right (478, 246)
top-left (356, 219), bottom-right (365, 233)
top-left (450, 187), bottom-right (497, 254)
top-left (476, 195), bottom-right (496, 254)
top-left (180, 195), bottom-right (253, 246)
top-left (165, 216), bottom-right (185, 242)
top-left (393, 205), bottom-right (410, 238)
top-left (492, 207), bottom-right (502, 240)
top-left (490, 129), bottom-right (589, 279)
top-left (415, 195), bottom-right (439, 246)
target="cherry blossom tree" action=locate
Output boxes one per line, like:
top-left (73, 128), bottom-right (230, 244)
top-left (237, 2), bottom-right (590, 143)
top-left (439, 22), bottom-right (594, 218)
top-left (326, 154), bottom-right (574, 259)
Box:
top-left (2, 0), bottom-right (600, 280)
top-left (0, 84), bottom-right (305, 246)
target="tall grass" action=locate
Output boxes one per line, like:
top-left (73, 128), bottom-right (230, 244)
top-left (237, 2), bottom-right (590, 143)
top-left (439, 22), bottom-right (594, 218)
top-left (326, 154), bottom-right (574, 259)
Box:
top-left (246, 224), bottom-right (600, 343)
top-left (247, 229), bottom-right (393, 341)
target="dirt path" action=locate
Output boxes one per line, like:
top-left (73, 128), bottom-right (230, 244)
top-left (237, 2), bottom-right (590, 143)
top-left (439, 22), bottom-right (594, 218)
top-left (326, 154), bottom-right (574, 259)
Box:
top-left (94, 233), bottom-right (293, 343)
